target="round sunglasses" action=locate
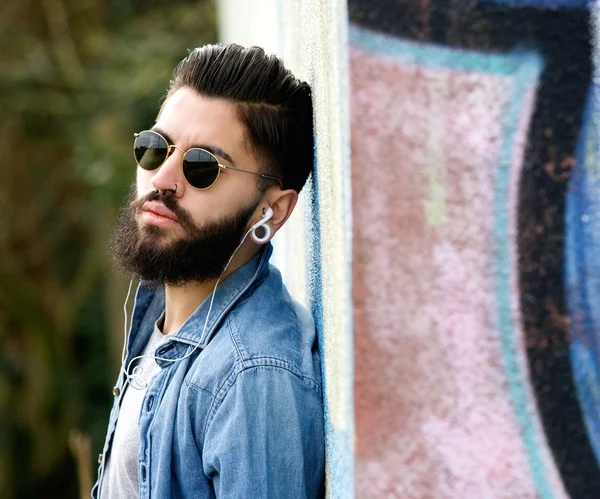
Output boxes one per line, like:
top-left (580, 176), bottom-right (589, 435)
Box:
top-left (133, 130), bottom-right (283, 190)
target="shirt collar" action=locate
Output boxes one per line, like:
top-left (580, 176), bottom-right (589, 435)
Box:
top-left (135, 242), bottom-right (273, 349)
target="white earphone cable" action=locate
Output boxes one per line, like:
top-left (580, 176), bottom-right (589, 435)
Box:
top-left (119, 207), bottom-right (272, 391)
top-left (98, 208), bottom-right (271, 497)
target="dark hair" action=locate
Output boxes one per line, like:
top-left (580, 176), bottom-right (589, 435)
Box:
top-left (167, 44), bottom-right (314, 193)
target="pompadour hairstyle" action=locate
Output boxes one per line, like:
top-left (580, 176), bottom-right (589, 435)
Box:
top-left (167, 44), bottom-right (314, 193)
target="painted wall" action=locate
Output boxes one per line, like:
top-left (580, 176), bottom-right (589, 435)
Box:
top-left (218, 0), bottom-right (599, 498)
top-left (350, 1), bottom-right (597, 498)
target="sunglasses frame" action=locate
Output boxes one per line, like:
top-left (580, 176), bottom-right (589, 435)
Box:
top-left (133, 130), bottom-right (283, 191)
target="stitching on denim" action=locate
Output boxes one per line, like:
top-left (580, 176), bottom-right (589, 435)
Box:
top-left (186, 381), bottom-right (217, 398)
top-left (242, 356), bottom-right (321, 390)
top-left (204, 363), bottom-right (323, 436)
top-left (176, 254), bottom-right (270, 347)
top-left (226, 314), bottom-right (248, 369)
top-left (220, 360), bottom-right (321, 402)
top-left (203, 266), bottom-right (268, 339)
top-left (235, 291), bottom-right (304, 363)
top-left (227, 296), bottom-right (304, 370)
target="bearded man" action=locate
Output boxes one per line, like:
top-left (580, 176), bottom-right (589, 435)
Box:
top-left (93, 44), bottom-right (324, 499)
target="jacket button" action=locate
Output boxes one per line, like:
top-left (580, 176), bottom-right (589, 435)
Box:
top-left (146, 395), bottom-right (154, 411)
top-left (141, 465), bottom-right (147, 482)
top-left (113, 386), bottom-right (120, 397)
top-left (98, 453), bottom-right (103, 464)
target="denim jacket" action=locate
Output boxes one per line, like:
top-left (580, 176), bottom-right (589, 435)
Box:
top-left (92, 243), bottom-right (325, 498)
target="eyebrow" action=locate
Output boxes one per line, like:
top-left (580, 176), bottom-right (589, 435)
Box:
top-left (151, 126), bottom-right (236, 166)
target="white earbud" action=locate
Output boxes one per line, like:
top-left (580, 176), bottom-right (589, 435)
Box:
top-left (250, 207), bottom-right (273, 244)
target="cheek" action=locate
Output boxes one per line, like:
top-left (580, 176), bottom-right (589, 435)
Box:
top-left (177, 180), bottom-right (254, 228)
top-left (136, 168), bottom-right (154, 196)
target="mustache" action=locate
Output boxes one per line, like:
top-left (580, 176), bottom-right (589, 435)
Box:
top-left (131, 190), bottom-right (200, 235)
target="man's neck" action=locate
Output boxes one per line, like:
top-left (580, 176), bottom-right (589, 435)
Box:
top-left (161, 241), bottom-right (262, 336)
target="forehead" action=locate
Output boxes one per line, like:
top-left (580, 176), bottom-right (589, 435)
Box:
top-left (155, 87), bottom-right (247, 159)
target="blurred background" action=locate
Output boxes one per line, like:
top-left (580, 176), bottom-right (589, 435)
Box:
top-left (4, 0), bottom-right (600, 498)
top-left (0, 1), bottom-right (216, 497)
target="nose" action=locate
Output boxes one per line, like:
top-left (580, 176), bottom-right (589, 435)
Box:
top-left (151, 145), bottom-right (185, 196)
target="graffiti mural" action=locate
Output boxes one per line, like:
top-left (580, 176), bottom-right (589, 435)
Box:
top-left (565, 86), bottom-right (600, 475)
top-left (350, 1), bottom-right (595, 497)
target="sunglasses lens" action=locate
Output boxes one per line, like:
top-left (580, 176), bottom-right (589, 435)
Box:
top-left (183, 149), bottom-right (220, 189)
top-left (134, 131), bottom-right (168, 170)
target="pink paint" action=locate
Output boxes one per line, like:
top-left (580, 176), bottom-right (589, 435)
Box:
top-left (351, 44), bottom-right (551, 498)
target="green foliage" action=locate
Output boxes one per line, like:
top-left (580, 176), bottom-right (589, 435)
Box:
top-left (0, 0), bottom-right (216, 497)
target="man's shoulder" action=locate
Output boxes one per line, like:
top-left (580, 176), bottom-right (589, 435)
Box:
top-left (184, 267), bottom-right (321, 400)
top-left (230, 268), bottom-right (315, 359)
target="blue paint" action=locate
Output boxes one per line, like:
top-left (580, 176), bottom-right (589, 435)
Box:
top-left (565, 86), bottom-right (600, 466)
top-left (350, 24), bottom-right (551, 498)
top-left (350, 25), bottom-right (542, 77)
top-left (481, 0), bottom-right (588, 9)
top-left (306, 140), bottom-right (355, 498)
top-left (491, 48), bottom-right (550, 499)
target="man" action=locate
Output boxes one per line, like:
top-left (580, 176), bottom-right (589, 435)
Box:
top-left (93, 44), bottom-right (324, 498)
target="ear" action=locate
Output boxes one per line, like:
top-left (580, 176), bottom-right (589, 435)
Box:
top-left (267, 189), bottom-right (298, 234)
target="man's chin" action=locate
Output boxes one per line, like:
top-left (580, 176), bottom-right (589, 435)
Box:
top-left (139, 225), bottom-right (188, 249)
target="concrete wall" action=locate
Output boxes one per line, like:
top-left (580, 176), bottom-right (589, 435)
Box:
top-left (218, 1), bottom-right (354, 497)
top-left (219, 0), bottom-right (600, 497)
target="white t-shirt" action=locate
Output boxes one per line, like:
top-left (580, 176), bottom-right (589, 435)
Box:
top-left (100, 315), bottom-right (169, 499)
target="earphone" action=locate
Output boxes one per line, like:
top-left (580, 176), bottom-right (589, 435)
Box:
top-left (250, 206), bottom-right (274, 244)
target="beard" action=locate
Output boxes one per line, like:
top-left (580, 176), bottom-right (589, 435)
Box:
top-left (110, 186), bottom-right (261, 287)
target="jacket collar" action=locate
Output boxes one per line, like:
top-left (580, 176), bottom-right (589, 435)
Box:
top-left (132, 242), bottom-right (273, 350)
